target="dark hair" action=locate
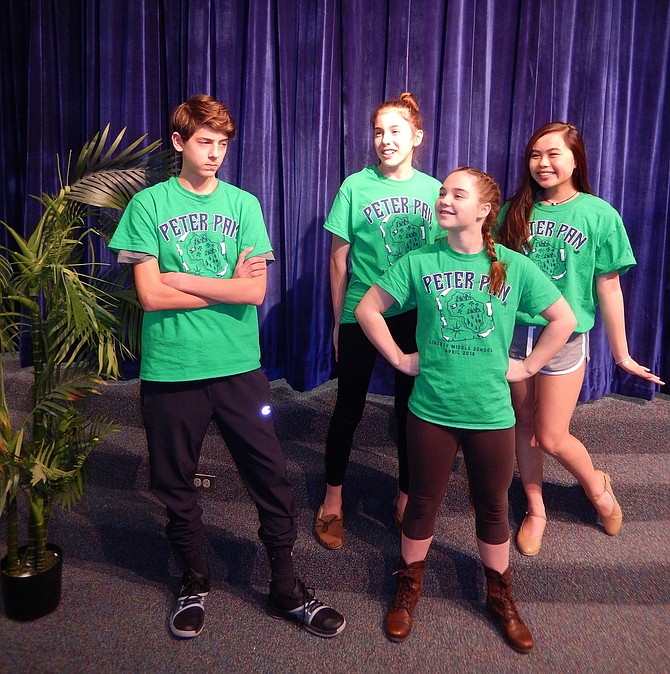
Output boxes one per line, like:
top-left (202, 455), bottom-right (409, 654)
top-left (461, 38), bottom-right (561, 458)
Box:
top-left (449, 166), bottom-right (507, 296)
top-left (171, 94), bottom-right (236, 143)
top-left (497, 122), bottom-right (593, 253)
top-left (371, 91), bottom-right (424, 133)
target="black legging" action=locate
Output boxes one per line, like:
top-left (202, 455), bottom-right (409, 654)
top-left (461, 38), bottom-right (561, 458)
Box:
top-left (324, 309), bottom-right (417, 493)
top-left (403, 412), bottom-right (515, 545)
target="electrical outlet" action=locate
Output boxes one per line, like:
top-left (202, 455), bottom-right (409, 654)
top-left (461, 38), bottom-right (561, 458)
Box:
top-left (194, 473), bottom-right (216, 491)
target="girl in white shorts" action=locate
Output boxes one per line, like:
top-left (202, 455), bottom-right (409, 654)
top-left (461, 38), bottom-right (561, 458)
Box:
top-left (497, 122), bottom-right (664, 556)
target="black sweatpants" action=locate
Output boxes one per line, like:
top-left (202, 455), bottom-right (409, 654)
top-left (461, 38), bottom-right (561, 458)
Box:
top-left (325, 309), bottom-right (417, 493)
top-left (140, 369), bottom-right (297, 571)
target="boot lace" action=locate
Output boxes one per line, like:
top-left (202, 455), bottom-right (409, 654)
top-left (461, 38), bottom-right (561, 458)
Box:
top-left (391, 569), bottom-right (419, 611)
top-left (492, 579), bottom-right (521, 622)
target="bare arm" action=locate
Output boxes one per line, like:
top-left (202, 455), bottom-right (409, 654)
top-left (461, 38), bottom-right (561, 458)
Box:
top-left (232, 246), bottom-right (268, 279)
top-left (330, 235), bottom-right (350, 361)
top-left (596, 271), bottom-right (664, 384)
top-left (133, 258), bottom-right (214, 312)
top-left (506, 296), bottom-right (577, 382)
top-left (355, 285), bottom-right (419, 376)
top-left (160, 247), bottom-right (267, 306)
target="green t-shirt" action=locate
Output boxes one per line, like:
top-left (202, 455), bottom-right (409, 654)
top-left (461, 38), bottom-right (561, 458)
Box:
top-left (498, 193), bottom-right (636, 332)
top-left (324, 165), bottom-right (442, 323)
top-left (109, 177), bottom-right (272, 382)
top-left (377, 240), bottom-right (561, 430)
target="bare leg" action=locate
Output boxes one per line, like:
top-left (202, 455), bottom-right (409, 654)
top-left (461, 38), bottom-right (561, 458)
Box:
top-left (322, 484), bottom-right (343, 516)
top-left (534, 363), bottom-right (616, 519)
top-left (477, 538), bottom-right (510, 574)
top-left (401, 533), bottom-right (433, 564)
top-left (511, 377), bottom-right (546, 541)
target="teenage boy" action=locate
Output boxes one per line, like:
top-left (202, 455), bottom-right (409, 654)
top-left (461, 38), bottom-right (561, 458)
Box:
top-left (109, 94), bottom-right (346, 639)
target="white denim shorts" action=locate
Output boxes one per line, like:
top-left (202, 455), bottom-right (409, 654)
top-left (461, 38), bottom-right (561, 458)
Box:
top-left (509, 325), bottom-right (589, 375)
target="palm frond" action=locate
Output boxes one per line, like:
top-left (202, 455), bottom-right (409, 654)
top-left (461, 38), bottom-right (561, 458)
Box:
top-left (74, 126), bottom-right (111, 175)
top-left (67, 168), bottom-right (151, 210)
top-left (28, 375), bottom-right (106, 419)
top-left (73, 125), bottom-right (166, 181)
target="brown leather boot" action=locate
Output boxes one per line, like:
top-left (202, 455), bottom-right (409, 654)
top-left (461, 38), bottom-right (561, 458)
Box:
top-left (484, 566), bottom-right (533, 653)
top-left (385, 559), bottom-right (425, 642)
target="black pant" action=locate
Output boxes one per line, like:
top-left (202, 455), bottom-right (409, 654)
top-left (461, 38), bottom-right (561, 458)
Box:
top-left (404, 412), bottom-right (515, 545)
top-left (325, 310), bottom-right (417, 493)
top-left (140, 369), bottom-right (297, 570)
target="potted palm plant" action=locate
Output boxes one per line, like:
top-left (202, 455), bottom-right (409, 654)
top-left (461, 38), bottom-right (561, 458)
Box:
top-left (0, 126), bottom-right (172, 620)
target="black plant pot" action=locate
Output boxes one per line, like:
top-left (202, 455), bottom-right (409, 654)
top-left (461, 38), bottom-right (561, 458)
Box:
top-left (1, 544), bottom-right (63, 621)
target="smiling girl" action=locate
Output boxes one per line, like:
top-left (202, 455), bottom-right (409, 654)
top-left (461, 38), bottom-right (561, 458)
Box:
top-left (496, 122), bottom-right (663, 557)
top-left (355, 167), bottom-right (576, 651)
top-left (314, 93), bottom-right (441, 550)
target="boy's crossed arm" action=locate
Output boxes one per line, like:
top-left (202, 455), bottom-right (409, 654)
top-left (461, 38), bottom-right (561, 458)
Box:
top-left (134, 247), bottom-right (267, 312)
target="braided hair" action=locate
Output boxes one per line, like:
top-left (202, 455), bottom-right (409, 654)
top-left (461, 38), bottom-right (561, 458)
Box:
top-left (450, 166), bottom-right (507, 296)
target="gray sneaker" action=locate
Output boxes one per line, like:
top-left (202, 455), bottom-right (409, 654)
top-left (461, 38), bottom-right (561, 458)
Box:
top-left (170, 569), bottom-right (211, 638)
top-left (267, 578), bottom-right (346, 638)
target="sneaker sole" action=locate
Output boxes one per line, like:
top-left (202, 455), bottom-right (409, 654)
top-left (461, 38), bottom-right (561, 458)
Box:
top-left (267, 609), bottom-right (347, 638)
top-left (170, 623), bottom-right (204, 638)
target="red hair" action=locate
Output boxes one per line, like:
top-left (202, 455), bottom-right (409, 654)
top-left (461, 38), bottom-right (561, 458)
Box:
top-left (371, 91), bottom-right (424, 133)
top-left (171, 94), bottom-right (236, 142)
top-left (449, 167), bottom-right (507, 296)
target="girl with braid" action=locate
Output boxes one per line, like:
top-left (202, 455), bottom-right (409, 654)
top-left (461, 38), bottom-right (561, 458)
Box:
top-left (496, 122), bottom-right (664, 556)
top-left (355, 167), bottom-right (576, 652)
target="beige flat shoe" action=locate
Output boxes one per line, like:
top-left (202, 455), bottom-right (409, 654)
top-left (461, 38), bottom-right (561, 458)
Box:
top-left (314, 503), bottom-right (344, 549)
top-left (515, 512), bottom-right (546, 557)
top-left (594, 470), bottom-right (623, 536)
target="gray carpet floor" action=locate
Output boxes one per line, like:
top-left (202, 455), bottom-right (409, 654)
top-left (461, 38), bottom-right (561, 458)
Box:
top-left (1, 354), bottom-right (669, 673)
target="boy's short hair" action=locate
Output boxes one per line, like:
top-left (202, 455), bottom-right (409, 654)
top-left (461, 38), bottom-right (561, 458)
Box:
top-left (171, 94), bottom-right (237, 142)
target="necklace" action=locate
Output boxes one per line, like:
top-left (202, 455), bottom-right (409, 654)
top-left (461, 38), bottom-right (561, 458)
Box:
top-left (542, 190), bottom-right (578, 206)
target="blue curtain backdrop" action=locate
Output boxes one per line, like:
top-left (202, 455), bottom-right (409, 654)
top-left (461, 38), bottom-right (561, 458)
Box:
top-left (1, 0), bottom-right (668, 401)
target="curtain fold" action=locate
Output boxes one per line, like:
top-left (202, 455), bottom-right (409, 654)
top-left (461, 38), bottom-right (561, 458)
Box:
top-left (2, 0), bottom-right (667, 399)
top-left (269, 0), bottom-right (344, 389)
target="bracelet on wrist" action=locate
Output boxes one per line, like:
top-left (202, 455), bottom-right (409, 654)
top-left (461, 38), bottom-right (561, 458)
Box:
top-left (615, 356), bottom-right (631, 366)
